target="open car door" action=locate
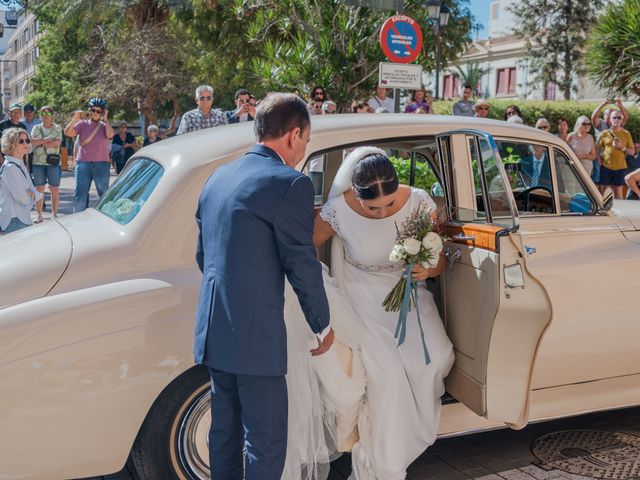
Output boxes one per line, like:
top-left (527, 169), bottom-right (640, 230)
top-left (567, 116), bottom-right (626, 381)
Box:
top-left (436, 130), bottom-right (552, 429)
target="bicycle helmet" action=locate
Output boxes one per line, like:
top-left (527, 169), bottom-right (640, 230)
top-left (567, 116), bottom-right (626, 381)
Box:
top-left (88, 97), bottom-right (107, 109)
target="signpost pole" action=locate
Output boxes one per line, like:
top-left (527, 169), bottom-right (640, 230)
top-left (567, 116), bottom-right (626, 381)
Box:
top-left (393, 7), bottom-right (403, 113)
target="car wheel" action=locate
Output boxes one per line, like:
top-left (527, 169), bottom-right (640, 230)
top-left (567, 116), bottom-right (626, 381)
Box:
top-left (129, 365), bottom-right (212, 480)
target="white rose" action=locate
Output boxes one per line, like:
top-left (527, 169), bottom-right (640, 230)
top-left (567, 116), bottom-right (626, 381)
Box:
top-left (422, 232), bottom-right (443, 253)
top-left (422, 256), bottom-right (439, 269)
top-left (389, 244), bottom-right (405, 262)
top-left (403, 238), bottom-right (421, 256)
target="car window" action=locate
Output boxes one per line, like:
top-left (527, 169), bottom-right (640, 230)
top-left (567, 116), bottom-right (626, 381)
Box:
top-left (302, 138), bottom-right (444, 212)
top-left (96, 158), bottom-right (164, 224)
top-left (495, 140), bottom-right (557, 216)
top-left (553, 148), bottom-right (597, 214)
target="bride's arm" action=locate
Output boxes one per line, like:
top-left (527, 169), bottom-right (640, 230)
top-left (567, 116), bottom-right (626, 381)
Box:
top-left (313, 215), bottom-right (336, 253)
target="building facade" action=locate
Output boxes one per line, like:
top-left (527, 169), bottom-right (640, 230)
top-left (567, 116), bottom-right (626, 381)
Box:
top-left (435, 0), bottom-right (605, 102)
top-left (1, 9), bottom-right (40, 114)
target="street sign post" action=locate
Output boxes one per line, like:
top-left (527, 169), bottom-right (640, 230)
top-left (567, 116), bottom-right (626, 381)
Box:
top-left (379, 15), bottom-right (423, 64)
top-left (378, 62), bottom-right (423, 90)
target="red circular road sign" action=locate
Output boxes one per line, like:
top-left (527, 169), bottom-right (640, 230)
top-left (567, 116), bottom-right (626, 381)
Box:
top-left (379, 15), bottom-right (423, 64)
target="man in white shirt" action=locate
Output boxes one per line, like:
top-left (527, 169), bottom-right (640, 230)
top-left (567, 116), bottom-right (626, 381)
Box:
top-left (368, 86), bottom-right (396, 113)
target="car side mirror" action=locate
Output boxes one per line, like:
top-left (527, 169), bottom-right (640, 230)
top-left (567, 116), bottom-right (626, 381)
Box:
top-left (602, 188), bottom-right (614, 211)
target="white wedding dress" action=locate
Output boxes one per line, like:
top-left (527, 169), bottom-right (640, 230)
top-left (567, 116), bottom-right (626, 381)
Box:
top-left (283, 183), bottom-right (455, 480)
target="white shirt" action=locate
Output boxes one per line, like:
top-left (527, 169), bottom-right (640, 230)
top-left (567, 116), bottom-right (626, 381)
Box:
top-left (0, 156), bottom-right (38, 230)
top-left (368, 96), bottom-right (396, 113)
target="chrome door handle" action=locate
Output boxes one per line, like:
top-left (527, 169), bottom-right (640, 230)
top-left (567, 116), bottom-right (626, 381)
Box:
top-left (454, 234), bottom-right (476, 242)
top-left (445, 246), bottom-right (462, 272)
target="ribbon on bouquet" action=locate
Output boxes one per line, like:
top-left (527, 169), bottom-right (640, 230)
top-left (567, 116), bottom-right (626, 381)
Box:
top-left (393, 262), bottom-right (431, 365)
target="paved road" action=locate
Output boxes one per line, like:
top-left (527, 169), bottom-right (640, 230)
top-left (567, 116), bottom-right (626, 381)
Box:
top-left (30, 166), bottom-right (116, 221)
top-left (81, 405), bottom-right (640, 480)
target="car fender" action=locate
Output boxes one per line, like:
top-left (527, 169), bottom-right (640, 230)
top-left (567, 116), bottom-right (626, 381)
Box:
top-left (0, 277), bottom-right (198, 479)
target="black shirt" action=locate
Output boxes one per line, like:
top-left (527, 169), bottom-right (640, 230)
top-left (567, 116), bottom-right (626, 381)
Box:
top-left (111, 132), bottom-right (136, 161)
top-left (0, 119), bottom-right (28, 138)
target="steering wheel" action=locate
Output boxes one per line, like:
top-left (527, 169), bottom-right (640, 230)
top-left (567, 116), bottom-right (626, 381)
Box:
top-left (514, 185), bottom-right (553, 211)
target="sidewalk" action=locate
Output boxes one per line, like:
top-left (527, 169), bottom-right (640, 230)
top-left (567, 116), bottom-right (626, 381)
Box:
top-left (32, 166), bottom-right (117, 221)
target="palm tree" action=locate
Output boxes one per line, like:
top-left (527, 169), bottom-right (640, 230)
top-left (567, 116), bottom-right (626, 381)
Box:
top-left (454, 62), bottom-right (489, 97)
top-left (585, 0), bottom-right (640, 98)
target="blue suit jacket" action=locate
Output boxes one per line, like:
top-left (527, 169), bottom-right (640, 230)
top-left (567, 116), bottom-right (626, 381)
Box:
top-left (194, 144), bottom-right (330, 376)
top-left (520, 154), bottom-right (552, 188)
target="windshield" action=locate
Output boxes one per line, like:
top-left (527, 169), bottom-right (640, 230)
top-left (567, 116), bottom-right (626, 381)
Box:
top-left (96, 158), bottom-right (164, 224)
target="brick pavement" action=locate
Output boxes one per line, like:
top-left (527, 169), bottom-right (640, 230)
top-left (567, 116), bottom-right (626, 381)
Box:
top-left (328, 406), bottom-right (640, 480)
top-left (81, 406), bottom-right (640, 479)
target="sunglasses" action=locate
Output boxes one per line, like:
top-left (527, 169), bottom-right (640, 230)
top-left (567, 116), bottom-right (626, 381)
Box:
top-left (612, 116), bottom-right (623, 120)
top-left (41, 111), bottom-right (53, 116)
top-left (506, 110), bottom-right (517, 116)
top-left (199, 96), bottom-right (213, 101)
top-left (238, 98), bottom-right (251, 104)
top-left (538, 125), bottom-right (550, 130)
top-left (581, 122), bottom-right (591, 127)
top-left (90, 108), bottom-right (102, 114)
top-left (476, 106), bottom-right (489, 111)
top-left (314, 91), bottom-right (324, 96)
top-left (18, 138), bottom-right (31, 144)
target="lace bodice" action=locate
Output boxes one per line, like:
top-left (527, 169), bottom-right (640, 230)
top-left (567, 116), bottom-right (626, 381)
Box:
top-left (320, 187), bottom-right (436, 271)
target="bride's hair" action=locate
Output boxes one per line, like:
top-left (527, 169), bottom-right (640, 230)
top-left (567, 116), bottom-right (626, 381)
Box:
top-left (351, 153), bottom-right (399, 200)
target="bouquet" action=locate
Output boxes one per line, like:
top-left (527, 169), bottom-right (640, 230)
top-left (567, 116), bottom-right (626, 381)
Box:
top-left (382, 202), bottom-right (445, 364)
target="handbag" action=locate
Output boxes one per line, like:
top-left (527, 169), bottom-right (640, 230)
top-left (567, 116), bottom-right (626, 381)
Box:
top-left (46, 153), bottom-right (61, 166)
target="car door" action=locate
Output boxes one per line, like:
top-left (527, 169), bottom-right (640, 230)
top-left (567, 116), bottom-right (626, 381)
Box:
top-left (436, 130), bottom-right (552, 429)
top-left (510, 147), bottom-right (640, 397)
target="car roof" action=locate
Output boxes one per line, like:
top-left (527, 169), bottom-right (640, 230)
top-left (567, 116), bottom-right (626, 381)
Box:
top-left (137, 114), bottom-right (569, 172)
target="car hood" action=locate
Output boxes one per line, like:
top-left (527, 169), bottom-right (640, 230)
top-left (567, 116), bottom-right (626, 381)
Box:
top-left (0, 221), bottom-right (72, 309)
top-left (612, 200), bottom-right (640, 230)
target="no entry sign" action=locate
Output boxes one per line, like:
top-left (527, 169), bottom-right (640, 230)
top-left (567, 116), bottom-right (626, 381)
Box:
top-left (379, 15), bottom-right (423, 64)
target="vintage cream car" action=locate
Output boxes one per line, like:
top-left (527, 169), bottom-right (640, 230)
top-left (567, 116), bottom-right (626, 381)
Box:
top-left (1, 115), bottom-right (640, 480)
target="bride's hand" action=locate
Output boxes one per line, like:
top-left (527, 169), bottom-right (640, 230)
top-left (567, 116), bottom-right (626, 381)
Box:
top-left (412, 264), bottom-right (438, 281)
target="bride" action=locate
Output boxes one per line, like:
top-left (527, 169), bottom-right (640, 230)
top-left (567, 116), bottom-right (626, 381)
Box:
top-left (283, 147), bottom-right (455, 480)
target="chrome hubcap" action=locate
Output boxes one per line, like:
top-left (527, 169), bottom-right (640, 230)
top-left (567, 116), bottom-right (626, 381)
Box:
top-left (177, 388), bottom-right (211, 479)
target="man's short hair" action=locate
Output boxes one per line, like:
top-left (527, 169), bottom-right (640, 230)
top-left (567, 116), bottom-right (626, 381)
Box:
top-left (195, 85), bottom-right (214, 97)
top-left (463, 84), bottom-right (472, 90)
top-left (254, 93), bottom-right (310, 142)
top-left (235, 88), bottom-right (251, 100)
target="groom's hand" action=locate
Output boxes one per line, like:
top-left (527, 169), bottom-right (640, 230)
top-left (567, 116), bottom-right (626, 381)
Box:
top-left (310, 327), bottom-right (334, 356)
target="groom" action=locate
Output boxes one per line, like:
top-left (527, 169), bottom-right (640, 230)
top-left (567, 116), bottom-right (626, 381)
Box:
top-left (194, 92), bottom-right (334, 480)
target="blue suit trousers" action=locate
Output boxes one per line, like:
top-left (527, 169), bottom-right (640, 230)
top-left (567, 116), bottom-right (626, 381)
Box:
top-left (208, 368), bottom-right (287, 480)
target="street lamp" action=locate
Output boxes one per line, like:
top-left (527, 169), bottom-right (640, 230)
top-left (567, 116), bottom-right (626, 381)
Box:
top-left (425, 1), bottom-right (450, 100)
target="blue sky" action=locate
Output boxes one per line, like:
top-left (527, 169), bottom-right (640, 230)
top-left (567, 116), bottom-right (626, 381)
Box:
top-left (469, 0), bottom-right (493, 39)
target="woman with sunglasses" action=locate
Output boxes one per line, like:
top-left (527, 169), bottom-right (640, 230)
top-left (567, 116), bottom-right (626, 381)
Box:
top-left (64, 97), bottom-right (115, 213)
top-left (567, 116), bottom-right (596, 176)
top-left (503, 105), bottom-right (523, 121)
top-left (30, 106), bottom-right (63, 222)
top-left (0, 128), bottom-right (41, 233)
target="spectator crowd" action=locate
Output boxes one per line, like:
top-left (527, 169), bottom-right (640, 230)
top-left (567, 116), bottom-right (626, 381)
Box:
top-left (1, 81), bottom-right (639, 234)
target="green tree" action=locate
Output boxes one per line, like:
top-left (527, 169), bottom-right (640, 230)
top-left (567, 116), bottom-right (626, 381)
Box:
top-left (509, 0), bottom-right (604, 100)
top-left (238, 0), bottom-right (477, 110)
top-left (454, 62), bottom-right (489, 97)
top-left (584, 0), bottom-right (640, 99)
top-left (28, 0), bottom-right (194, 123)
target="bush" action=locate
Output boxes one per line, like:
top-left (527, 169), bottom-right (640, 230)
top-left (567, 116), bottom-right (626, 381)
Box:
top-left (431, 99), bottom-right (640, 141)
top-left (389, 156), bottom-right (438, 192)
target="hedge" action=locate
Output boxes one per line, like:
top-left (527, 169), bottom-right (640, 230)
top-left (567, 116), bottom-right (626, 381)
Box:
top-left (431, 99), bottom-right (640, 141)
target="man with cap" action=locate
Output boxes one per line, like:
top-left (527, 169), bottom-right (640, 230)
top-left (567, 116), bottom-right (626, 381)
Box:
top-left (22, 104), bottom-right (42, 172)
top-left (0, 103), bottom-right (28, 164)
top-left (473, 99), bottom-right (490, 119)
